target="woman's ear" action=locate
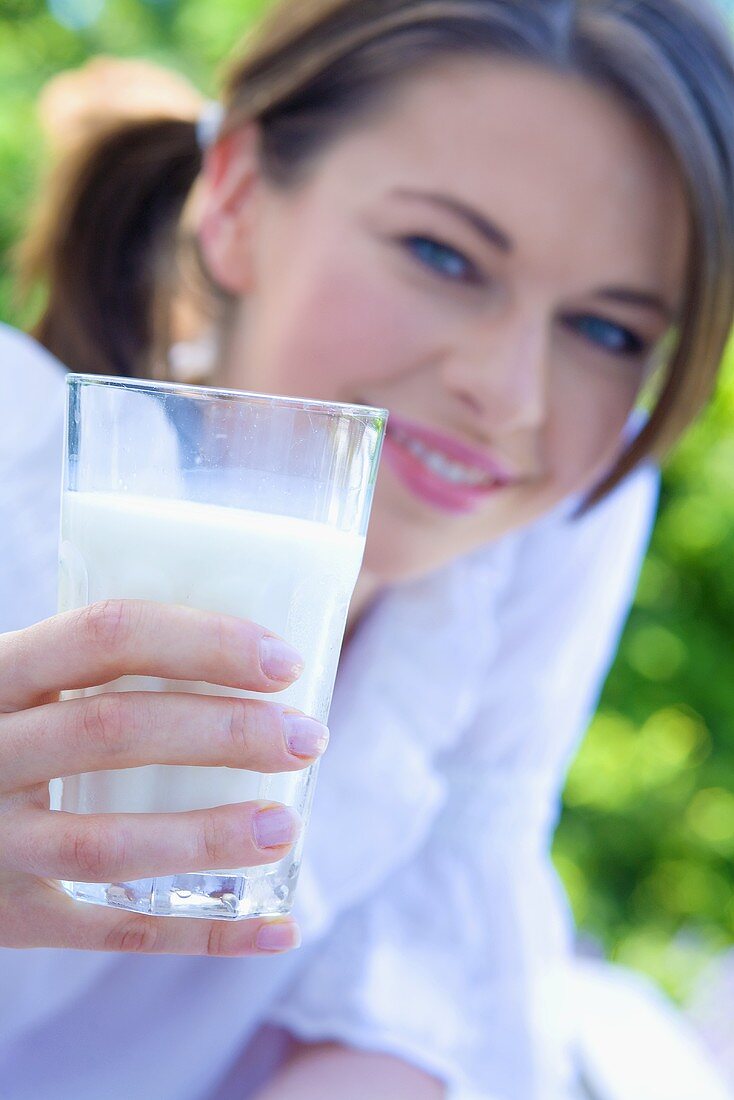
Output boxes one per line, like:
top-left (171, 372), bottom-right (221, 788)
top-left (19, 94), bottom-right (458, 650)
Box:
top-left (197, 122), bottom-right (262, 294)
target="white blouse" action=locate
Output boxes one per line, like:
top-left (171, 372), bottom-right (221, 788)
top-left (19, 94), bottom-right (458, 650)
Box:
top-left (1, 321), bottom-right (712, 1100)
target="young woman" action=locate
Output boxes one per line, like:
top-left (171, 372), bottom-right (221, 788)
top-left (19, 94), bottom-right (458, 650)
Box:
top-left (1, 1), bottom-right (733, 1097)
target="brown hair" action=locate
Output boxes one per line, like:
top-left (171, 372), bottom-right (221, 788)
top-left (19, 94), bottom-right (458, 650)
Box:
top-left (20, 0), bottom-right (734, 503)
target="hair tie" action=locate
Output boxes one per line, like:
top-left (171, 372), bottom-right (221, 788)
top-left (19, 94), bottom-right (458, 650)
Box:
top-left (196, 100), bottom-right (224, 151)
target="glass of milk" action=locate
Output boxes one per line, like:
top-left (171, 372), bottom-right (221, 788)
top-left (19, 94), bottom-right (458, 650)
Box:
top-left (54, 374), bottom-right (386, 921)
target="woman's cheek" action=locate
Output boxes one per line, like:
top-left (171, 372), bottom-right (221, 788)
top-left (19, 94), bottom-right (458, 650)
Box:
top-left (267, 265), bottom-right (440, 399)
top-left (556, 393), bottom-right (638, 497)
top-left (550, 373), bottom-right (639, 497)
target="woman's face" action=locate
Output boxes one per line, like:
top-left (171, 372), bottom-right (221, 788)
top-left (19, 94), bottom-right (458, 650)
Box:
top-left (199, 59), bottom-right (688, 583)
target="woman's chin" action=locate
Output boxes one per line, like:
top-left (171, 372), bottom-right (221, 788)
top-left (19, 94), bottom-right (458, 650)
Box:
top-left (361, 518), bottom-right (453, 585)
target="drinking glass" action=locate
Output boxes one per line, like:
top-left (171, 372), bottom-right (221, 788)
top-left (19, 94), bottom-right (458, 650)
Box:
top-left (54, 374), bottom-right (386, 920)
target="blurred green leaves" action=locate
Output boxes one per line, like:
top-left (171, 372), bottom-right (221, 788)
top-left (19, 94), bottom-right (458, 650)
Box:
top-left (1, 0), bottom-right (732, 1007)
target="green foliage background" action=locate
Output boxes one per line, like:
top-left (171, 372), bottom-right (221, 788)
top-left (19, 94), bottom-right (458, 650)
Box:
top-left (1, 0), bottom-right (733, 1004)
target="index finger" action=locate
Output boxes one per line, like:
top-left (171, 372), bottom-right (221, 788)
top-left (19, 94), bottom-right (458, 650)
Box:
top-left (0, 601), bottom-right (304, 712)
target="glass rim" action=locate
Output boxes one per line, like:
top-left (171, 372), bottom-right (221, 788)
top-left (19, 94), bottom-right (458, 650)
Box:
top-left (66, 373), bottom-right (388, 422)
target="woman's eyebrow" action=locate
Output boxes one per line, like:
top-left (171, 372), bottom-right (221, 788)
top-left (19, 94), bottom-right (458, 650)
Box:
top-left (390, 187), bottom-right (513, 253)
top-left (389, 188), bottom-right (677, 320)
top-left (594, 287), bottom-right (676, 322)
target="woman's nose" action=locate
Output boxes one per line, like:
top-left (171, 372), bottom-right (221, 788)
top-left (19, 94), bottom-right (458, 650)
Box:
top-left (441, 314), bottom-right (548, 435)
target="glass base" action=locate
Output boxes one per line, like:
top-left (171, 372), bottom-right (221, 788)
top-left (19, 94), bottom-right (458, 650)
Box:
top-left (60, 860), bottom-right (300, 921)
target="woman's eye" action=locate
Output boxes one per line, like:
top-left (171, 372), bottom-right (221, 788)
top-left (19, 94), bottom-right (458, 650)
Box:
top-left (566, 313), bottom-right (647, 357)
top-left (401, 235), bottom-right (482, 285)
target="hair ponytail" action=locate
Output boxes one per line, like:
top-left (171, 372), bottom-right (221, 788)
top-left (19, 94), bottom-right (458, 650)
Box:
top-left (20, 117), bottom-right (202, 378)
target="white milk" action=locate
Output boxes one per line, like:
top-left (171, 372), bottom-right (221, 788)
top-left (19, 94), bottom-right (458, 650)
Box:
top-left (57, 491), bottom-right (365, 818)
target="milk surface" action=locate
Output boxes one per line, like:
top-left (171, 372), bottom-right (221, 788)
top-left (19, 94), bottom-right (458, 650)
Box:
top-left (57, 491), bottom-right (364, 817)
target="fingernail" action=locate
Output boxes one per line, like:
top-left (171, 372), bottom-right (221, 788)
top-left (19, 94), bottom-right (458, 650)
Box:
top-left (253, 805), bottom-right (300, 850)
top-left (283, 713), bottom-right (330, 759)
top-left (256, 920), bottom-right (301, 953)
top-left (260, 636), bottom-right (305, 683)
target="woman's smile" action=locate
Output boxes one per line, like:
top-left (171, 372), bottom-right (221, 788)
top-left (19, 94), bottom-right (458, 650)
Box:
top-left (378, 412), bottom-right (516, 516)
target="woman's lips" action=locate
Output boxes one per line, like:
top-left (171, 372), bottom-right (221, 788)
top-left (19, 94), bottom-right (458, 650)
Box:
top-left (387, 413), bottom-right (513, 481)
top-left (380, 413), bottom-right (514, 515)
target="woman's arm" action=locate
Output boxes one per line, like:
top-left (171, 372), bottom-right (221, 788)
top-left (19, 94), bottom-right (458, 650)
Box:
top-left (251, 1041), bottom-right (446, 1100)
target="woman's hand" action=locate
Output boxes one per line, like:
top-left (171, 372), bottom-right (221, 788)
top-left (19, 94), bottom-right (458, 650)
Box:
top-left (0, 599), bottom-right (327, 956)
